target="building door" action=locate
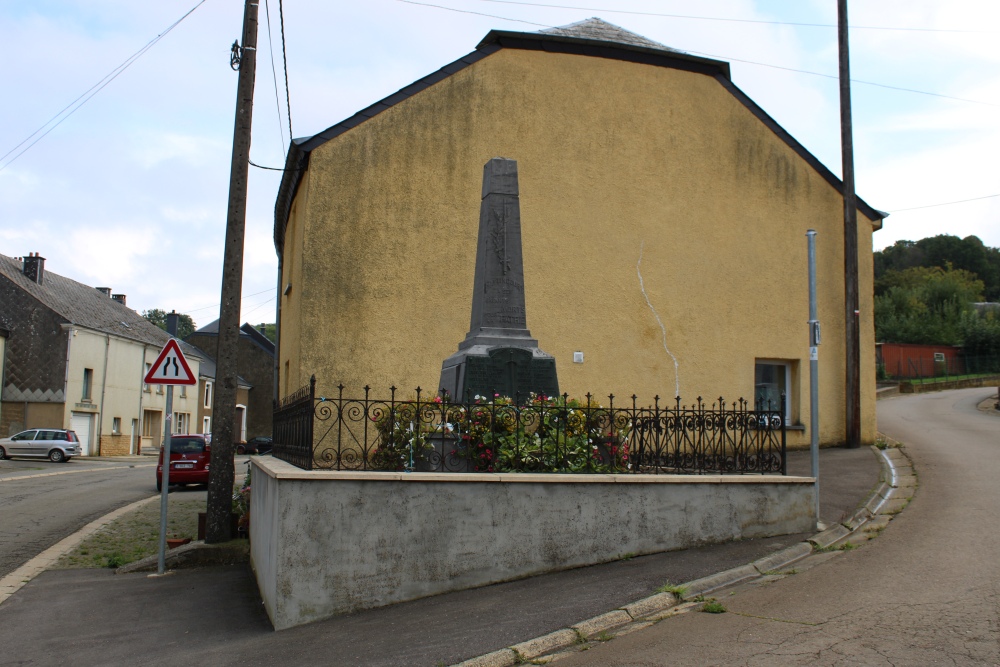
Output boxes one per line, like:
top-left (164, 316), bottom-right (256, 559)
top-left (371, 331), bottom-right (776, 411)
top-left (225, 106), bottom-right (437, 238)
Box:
top-left (71, 413), bottom-right (94, 456)
top-left (142, 410), bottom-right (162, 451)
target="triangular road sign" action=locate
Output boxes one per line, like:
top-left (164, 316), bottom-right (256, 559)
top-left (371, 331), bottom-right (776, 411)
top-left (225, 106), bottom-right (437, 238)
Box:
top-left (144, 339), bottom-right (198, 385)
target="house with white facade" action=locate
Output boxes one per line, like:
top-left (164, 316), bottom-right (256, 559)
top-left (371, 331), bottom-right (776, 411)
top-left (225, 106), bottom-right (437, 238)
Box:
top-left (0, 253), bottom-right (205, 455)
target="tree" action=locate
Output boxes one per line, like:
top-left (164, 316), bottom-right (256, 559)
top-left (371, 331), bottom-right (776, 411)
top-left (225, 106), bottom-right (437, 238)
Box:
top-left (874, 266), bottom-right (983, 345)
top-left (875, 235), bottom-right (1000, 301)
top-left (142, 309), bottom-right (196, 339)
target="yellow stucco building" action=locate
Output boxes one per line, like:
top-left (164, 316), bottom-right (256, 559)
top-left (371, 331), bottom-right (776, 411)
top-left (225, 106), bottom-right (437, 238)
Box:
top-left (273, 19), bottom-right (883, 447)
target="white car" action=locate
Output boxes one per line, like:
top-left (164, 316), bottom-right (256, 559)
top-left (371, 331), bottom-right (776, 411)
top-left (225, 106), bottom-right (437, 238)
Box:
top-left (0, 429), bottom-right (81, 462)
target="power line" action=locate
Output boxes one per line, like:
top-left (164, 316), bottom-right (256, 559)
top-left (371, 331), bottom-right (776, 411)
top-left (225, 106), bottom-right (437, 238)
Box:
top-left (474, 0), bottom-right (995, 34)
top-left (263, 0), bottom-right (288, 153)
top-left (888, 193), bottom-right (1000, 213)
top-left (243, 295), bottom-right (277, 317)
top-left (678, 49), bottom-right (1000, 108)
top-left (185, 287), bottom-right (275, 314)
top-left (0, 0), bottom-right (208, 173)
top-left (397, 0), bottom-right (1000, 108)
top-left (279, 0), bottom-right (293, 141)
top-left (398, 0), bottom-right (550, 27)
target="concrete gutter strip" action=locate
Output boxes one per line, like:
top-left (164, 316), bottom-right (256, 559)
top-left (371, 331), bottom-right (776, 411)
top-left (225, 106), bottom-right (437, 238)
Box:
top-left (808, 524), bottom-right (851, 549)
top-left (751, 542), bottom-right (814, 574)
top-left (620, 592), bottom-right (678, 619)
top-left (453, 648), bottom-right (519, 667)
top-left (571, 610), bottom-right (633, 638)
top-left (681, 564), bottom-right (760, 600)
top-left (508, 629), bottom-right (579, 660)
top-left (450, 444), bottom-right (914, 666)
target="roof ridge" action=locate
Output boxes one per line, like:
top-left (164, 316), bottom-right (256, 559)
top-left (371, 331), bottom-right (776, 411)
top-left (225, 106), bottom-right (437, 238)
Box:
top-left (539, 17), bottom-right (680, 53)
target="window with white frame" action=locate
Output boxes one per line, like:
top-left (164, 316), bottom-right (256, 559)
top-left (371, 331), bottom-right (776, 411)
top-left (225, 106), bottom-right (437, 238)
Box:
top-left (754, 359), bottom-right (793, 421)
top-left (204, 381), bottom-right (213, 409)
top-left (112, 417), bottom-right (121, 434)
top-left (202, 416), bottom-right (211, 434)
top-left (144, 363), bottom-right (152, 393)
top-left (174, 412), bottom-right (190, 434)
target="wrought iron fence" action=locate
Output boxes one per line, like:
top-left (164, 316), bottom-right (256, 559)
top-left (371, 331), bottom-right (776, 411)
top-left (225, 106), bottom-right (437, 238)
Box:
top-left (272, 378), bottom-right (786, 475)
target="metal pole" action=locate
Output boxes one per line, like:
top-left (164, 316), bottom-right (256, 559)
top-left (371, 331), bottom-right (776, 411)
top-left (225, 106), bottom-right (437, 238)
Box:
top-left (156, 312), bottom-right (179, 575)
top-left (838, 0), bottom-right (861, 448)
top-left (207, 0), bottom-right (258, 543)
top-left (807, 230), bottom-right (821, 530)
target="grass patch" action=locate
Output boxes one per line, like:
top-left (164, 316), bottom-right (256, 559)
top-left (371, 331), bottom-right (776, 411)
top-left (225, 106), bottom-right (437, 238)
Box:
top-left (619, 552), bottom-right (637, 561)
top-left (655, 582), bottom-right (688, 597)
top-left (701, 600), bottom-right (726, 614)
top-left (816, 542), bottom-right (857, 553)
top-left (54, 497), bottom-right (204, 569)
top-left (594, 630), bottom-right (614, 642)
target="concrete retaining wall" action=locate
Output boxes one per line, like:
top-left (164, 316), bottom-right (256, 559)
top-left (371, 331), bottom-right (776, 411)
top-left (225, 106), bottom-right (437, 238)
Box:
top-left (250, 457), bottom-right (815, 630)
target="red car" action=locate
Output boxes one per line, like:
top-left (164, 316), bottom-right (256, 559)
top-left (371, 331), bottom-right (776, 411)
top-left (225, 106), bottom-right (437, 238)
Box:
top-left (156, 434), bottom-right (211, 491)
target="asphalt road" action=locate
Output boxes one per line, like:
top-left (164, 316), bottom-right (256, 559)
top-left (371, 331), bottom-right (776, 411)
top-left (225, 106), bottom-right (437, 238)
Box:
top-left (0, 457), bottom-right (158, 578)
top-left (557, 387), bottom-right (1000, 666)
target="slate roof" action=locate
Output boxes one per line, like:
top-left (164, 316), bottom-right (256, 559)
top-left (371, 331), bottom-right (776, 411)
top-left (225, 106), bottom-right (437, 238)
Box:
top-left (190, 320), bottom-right (276, 357)
top-left (538, 17), bottom-right (680, 52)
top-left (178, 342), bottom-right (253, 388)
top-left (0, 253), bottom-right (204, 360)
top-left (273, 18), bottom-right (884, 253)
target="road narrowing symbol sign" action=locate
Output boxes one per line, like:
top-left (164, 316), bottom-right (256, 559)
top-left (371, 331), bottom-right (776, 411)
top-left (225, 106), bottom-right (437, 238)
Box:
top-left (144, 339), bottom-right (197, 386)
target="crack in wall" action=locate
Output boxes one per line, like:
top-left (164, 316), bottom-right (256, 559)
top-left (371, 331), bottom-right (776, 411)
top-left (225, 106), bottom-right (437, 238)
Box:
top-left (637, 242), bottom-right (680, 398)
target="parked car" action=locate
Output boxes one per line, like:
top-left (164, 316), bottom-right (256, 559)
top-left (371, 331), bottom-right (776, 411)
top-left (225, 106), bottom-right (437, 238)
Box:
top-left (0, 429), bottom-right (80, 462)
top-left (156, 434), bottom-right (211, 491)
top-left (236, 436), bottom-right (272, 455)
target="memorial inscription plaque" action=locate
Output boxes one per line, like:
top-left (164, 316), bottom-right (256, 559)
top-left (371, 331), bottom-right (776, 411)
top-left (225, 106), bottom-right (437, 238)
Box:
top-left (439, 158), bottom-right (559, 400)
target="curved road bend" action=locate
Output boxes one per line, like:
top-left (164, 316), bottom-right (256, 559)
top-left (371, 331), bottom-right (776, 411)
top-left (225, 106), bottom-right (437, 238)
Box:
top-left (0, 459), bottom-right (156, 578)
top-left (559, 387), bottom-right (1000, 666)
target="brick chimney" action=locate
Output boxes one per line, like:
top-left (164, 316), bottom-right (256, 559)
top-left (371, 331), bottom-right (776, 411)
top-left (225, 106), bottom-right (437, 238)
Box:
top-left (112, 294), bottom-right (126, 305)
top-left (22, 252), bottom-right (45, 284)
top-left (96, 287), bottom-right (112, 297)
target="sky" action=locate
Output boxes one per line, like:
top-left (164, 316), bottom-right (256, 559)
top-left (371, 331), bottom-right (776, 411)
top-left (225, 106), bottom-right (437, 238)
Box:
top-left (1, 0), bottom-right (997, 328)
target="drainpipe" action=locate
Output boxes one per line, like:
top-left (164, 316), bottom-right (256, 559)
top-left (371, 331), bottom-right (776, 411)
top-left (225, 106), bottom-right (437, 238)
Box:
top-left (136, 344), bottom-right (149, 455)
top-left (63, 325), bottom-right (73, 431)
top-left (274, 258), bottom-right (282, 404)
top-left (97, 333), bottom-right (110, 456)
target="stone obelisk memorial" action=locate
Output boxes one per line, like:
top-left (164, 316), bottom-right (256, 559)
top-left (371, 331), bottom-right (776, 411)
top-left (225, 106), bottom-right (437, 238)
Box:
top-left (439, 158), bottom-right (559, 401)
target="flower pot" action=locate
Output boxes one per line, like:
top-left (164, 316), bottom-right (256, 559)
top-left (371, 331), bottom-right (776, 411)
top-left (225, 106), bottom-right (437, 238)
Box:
top-left (419, 434), bottom-right (474, 473)
top-left (166, 538), bottom-right (191, 549)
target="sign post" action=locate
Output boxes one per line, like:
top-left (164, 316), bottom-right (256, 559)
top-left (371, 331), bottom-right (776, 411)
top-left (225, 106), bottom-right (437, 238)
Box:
top-left (807, 230), bottom-right (822, 530)
top-left (144, 337), bottom-right (197, 575)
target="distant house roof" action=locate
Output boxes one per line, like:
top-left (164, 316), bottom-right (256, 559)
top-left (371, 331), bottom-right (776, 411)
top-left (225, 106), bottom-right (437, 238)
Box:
top-left (180, 341), bottom-right (252, 389)
top-left (273, 17), bottom-right (884, 253)
top-left (0, 253), bottom-right (203, 360)
top-left (190, 320), bottom-right (275, 357)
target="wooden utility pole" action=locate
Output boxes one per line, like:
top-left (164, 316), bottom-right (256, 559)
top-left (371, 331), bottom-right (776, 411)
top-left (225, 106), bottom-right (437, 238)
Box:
top-left (838, 0), bottom-right (861, 448)
top-left (206, 0), bottom-right (258, 543)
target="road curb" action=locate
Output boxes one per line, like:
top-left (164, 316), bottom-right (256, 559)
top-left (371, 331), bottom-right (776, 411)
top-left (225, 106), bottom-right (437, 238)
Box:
top-left (0, 494), bottom-right (159, 607)
top-left (449, 442), bottom-right (915, 666)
